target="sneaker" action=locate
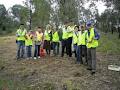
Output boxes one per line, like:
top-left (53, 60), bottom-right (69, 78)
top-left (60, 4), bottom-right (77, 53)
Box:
top-left (38, 56), bottom-right (41, 59)
top-left (34, 57), bottom-right (37, 60)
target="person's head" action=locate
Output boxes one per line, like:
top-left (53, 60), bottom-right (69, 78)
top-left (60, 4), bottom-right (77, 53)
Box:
top-left (64, 21), bottom-right (69, 28)
top-left (81, 24), bottom-right (85, 31)
top-left (28, 30), bottom-right (32, 35)
top-left (19, 24), bottom-right (24, 30)
top-left (37, 27), bottom-right (42, 33)
top-left (69, 20), bottom-right (74, 26)
top-left (74, 25), bottom-right (79, 31)
top-left (86, 21), bottom-right (93, 30)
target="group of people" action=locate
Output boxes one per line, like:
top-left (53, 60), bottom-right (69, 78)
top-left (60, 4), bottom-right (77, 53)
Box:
top-left (16, 21), bottom-right (99, 75)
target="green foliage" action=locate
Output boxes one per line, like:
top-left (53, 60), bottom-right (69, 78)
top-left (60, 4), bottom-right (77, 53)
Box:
top-left (97, 0), bottom-right (120, 33)
top-left (97, 32), bottom-right (120, 54)
top-left (11, 5), bottom-right (29, 24)
top-left (32, 0), bottom-right (51, 27)
top-left (59, 0), bottom-right (78, 22)
top-left (0, 4), bottom-right (7, 17)
top-left (0, 4), bottom-right (19, 35)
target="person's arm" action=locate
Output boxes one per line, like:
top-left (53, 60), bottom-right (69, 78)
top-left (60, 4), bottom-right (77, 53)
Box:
top-left (16, 29), bottom-right (20, 37)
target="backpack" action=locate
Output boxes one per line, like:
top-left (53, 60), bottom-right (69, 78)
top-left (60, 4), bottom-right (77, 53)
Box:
top-left (94, 28), bottom-right (100, 40)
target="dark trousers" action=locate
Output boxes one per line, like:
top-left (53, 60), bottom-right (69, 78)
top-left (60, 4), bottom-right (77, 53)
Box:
top-left (87, 48), bottom-right (96, 72)
top-left (53, 42), bottom-right (59, 55)
top-left (66, 37), bottom-right (72, 57)
top-left (73, 44), bottom-right (77, 57)
top-left (43, 40), bottom-right (51, 55)
top-left (76, 45), bottom-right (87, 63)
top-left (26, 45), bottom-right (32, 58)
top-left (34, 45), bottom-right (40, 57)
top-left (81, 45), bottom-right (87, 63)
top-left (17, 40), bottom-right (25, 59)
top-left (61, 39), bottom-right (67, 57)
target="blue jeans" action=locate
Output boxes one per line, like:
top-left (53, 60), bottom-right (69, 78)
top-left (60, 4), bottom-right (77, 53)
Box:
top-left (34, 45), bottom-right (40, 57)
top-left (76, 45), bottom-right (82, 63)
top-left (17, 40), bottom-right (25, 59)
top-left (26, 45), bottom-right (32, 58)
top-left (53, 42), bottom-right (59, 55)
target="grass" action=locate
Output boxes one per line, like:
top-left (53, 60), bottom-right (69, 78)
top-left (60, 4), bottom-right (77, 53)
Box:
top-left (97, 32), bottom-right (120, 54)
top-left (0, 32), bottom-right (120, 90)
top-left (0, 78), bottom-right (24, 90)
top-left (0, 79), bottom-right (55, 90)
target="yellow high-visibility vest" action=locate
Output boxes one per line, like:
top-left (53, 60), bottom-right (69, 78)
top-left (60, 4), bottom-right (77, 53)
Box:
top-left (77, 31), bottom-right (87, 46)
top-left (73, 32), bottom-right (78, 44)
top-left (25, 34), bottom-right (33, 46)
top-left (36, 31), bottom-right (43, 41)
top-left (62, 27), bottom-right (68, 40)
top-left (52, 31), bottom-right (59, 42)
top-left (16, 29), bottom-right (27, 41)
top-left (67, 26), bottom-right (75, 38)
top-left (44, 30), bottom-right (50, 41)
top-left (86, 28), bottom-right (98, 48)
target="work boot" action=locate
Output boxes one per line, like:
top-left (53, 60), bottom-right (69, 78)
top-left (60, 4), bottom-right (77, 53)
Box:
top-left (87, 68), bottom-right (92, 71)
top-left (91, 71), bottom-right (96, 75)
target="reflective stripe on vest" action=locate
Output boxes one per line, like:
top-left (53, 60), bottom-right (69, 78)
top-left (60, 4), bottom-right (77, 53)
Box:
top-left (36, 31), bottom-right (43, 41)
top-left (25, 34), bottom-right (33, 46)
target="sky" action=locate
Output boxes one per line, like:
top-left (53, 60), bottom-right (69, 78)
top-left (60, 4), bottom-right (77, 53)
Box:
top-left (0, 0), bottom-right (24, 9)
top-left (84, 1), bottom-right (107, 15)
top-left (0, 0), bottom-right (107, 15)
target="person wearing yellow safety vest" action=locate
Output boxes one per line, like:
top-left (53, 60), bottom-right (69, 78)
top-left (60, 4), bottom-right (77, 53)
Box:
top-left (34, 27), bottom-right (43, 60)
top-left (43, 24), bottom-right (52, 55)
top-left (16, 24), bottom-right (27, 60)
top-left (67, 21), bottom-right (75, 57)
top-left (61, 22), bottom-right (68, 57)
top-left (25, 30), bottom-right (33, 59)
top-left (76, 25), bottom-right (87, 64)
top-left (86, 22), bottom-right (99, 75)
top-left (73, 25), bottom-right (79, 57)
top-left (52, 27), bottom-right (60, 56)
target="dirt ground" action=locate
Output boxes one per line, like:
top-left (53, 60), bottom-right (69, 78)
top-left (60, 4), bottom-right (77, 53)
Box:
top-left (0, 36), bottom-right (120, 90)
